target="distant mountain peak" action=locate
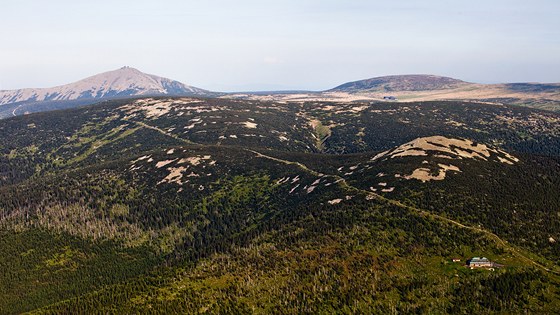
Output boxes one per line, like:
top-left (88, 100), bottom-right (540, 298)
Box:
top-left (329, 74), bottom-right (470, 92)
top-left (0, 67), bottom-right (212, 108)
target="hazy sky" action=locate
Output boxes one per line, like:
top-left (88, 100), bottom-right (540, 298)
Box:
top-left (1, 0), bottom-right (559, 91)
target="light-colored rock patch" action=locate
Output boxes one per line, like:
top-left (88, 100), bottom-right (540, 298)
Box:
top-left (178, 155), bottom-right (211, 166)
top-left (498, 149), bottom-right (519, 163)
top-left (328, 199), bottom-right (343, 205)
top-left (132, 155), bottom-right (151, 163)
top-left (156, 159), bottom-right (176, 168)
top-left (372, 150), bottom-right (391, 161)
top-left (497, 156), bottom-right (514, 165)
top-left (321, 105), bottom-right (337, 111)
top-left (289, 184), bottom-right (300, 194)
top-left (242, 121), bottom-right (258, 129)
top-left (158, 166), bottom-right (187, 185)
top-left (350, 105), bottom-right (368, 113)
top-left (392, 149), bottom-right (429, 158)
top-left (120, 99), bottom-right (175, 119)
top-left (439, 164), bottom-right (461, 173)
top-left (371, 135), bottom-right (518, 165)
top-left (404, 164), bottom-right (461, 182)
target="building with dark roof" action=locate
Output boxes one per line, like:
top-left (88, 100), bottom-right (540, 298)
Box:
top-left (383, 96), bottom-right (397, 101)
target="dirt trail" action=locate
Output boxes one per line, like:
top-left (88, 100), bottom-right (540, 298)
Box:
top-left (123, 118), bottom-right (196, 145)
top-left (131, 118), bottom-right (560, 276)
top-left (247, 149), bottom-right (560, 276)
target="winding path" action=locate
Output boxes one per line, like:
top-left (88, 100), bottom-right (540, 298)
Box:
top-left (128, 117), bottom-right (560, 276)
top-left (248, 149), bottom-right (560, 276)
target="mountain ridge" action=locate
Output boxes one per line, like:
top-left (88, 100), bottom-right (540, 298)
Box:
top-left (2, 70), bottom-right (560, 119)
top-left (329, 74), bottom-right (471, 92)
top-left (0, 67), bottom-right (215, 118)
top-left (229, 74), bottom-right (560, 111)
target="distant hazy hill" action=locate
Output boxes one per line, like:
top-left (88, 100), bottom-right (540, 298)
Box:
top-left (228, 74), bottom-right (560, 111)
top-left (0, 67), bottom-right (214, 118)
top-left (329, 74), bottom-right (471, 92)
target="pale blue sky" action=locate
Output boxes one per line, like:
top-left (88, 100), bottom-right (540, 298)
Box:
top-left (1, 0), bottom-right (559, 91)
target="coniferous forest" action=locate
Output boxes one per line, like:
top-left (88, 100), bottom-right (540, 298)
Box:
top-left (1, 97), bottom-right (559, 313)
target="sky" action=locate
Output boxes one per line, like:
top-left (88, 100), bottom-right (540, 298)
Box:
top-left (1, 0), bottom-right (559, 92)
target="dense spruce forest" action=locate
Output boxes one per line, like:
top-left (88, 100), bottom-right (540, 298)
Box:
top-left (0, 97), bottom-right (559, 313)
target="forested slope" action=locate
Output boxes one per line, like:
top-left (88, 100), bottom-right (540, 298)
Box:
top-left (1, 97), bottom-right (559, 313)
